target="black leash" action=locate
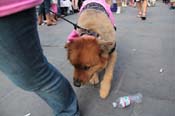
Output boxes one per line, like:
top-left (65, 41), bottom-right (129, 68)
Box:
top-left (49, 9), bottom-right (85, 30)
top-left (49, 9), bottom-right (116, 31)
top-left (49, 9), bottom-right (100, 37)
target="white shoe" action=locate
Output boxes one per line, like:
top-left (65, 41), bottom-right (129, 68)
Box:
top-left (122, 2), bottom-right (127, 7)
top-left (122, 2), bottom-right (125, 7)
top-left (116, 7), bottom-right (121, 14)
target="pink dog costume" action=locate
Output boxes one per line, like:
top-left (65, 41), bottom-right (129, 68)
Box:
top-left (67, 0), bottom-right (116, 42)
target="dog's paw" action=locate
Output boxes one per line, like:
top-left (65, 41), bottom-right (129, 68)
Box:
top-left (89, 74), bottom-right (99, 85)
top-left (99, 81), bottom-right (111, 99)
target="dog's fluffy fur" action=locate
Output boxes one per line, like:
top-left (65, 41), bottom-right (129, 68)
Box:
top-left (65, 0), bottom-right (117, 99)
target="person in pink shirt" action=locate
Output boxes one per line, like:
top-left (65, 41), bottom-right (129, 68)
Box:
top-left (0, 0), bottom-right (80, 116)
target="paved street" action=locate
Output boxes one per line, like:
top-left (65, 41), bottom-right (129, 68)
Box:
top-left (0, 1), bottom-right (175, 116)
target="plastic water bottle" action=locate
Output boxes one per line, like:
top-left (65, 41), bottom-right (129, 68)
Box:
top-left (112, 93), bottom-right (143, 108)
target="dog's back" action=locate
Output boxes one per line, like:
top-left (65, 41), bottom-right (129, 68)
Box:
top-left (77, 1), bottom-right (116, 53)
top-left (78, 10), bottom-right (116, 42)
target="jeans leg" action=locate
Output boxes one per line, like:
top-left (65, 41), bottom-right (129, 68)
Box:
top-left (0, 8), bottom-right (79, 116)
top-left (44, 0), bottom-right (51, 14)
top-left (57, 0), bottom-right (62, 16)
top-left (38, 2), bottom-right (45, 15)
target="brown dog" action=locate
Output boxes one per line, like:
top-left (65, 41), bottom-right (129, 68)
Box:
top-left (65, 0), bottom-right (117, 99)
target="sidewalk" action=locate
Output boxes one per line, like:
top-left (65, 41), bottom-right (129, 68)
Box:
top-left (0, 1), bottom-right (175, 116)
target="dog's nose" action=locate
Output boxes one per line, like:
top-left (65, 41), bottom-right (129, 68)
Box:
top-left (74, 79), bottom-right (81, 87)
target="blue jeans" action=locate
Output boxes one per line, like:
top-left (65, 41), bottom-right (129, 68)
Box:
top-left (57, 0), bottom-right (62, 16)
top-left (38, 0), bottom-right (51, 15)
top-left (0, 8), bottom-right (80, 116)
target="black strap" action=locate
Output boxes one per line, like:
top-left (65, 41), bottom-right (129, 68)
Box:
top-left (80, 29), bottom-right (99, 38)
top-left (114, 26), bottom-right (117, 31)
top-left (109, 42), bottom-right (116, 54)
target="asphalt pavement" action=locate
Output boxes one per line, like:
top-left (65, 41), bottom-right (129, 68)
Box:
top-left (0, 1), bottom-right (175, 116)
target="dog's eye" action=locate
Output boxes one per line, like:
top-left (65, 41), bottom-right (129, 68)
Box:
top-left (74, 64), bottom-right (90, 70)
top-left (83, 66), bottom-right (90, 70)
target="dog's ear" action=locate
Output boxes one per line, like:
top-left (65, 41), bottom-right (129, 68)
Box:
top-left (97, 39), bottom-right (113, 50)
top-left (97, 39), bottom-right (113, 58)
top-left (99, 51), bottom-right (109, 59)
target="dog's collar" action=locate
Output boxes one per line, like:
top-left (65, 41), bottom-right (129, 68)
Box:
top-left (81, 32), bottom-right (116, 55)
top-left (78, 28), bottom-right (116, 54)
top-left (79, 29), bottom-right (99, 38)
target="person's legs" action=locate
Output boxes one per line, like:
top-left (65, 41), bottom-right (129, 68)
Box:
top-left (38, 2), bottom-right (45, 25)
top-left (170, 2), bottom-right (175, 9)
top-left (78, 0), bottom-right (83, 9)
top-left (0, 8), bottom-right (79, 116)
top-left (170, 1), bottom-right (175, 10)
top-left (129, 0), bottom-right (135, 6)
top-left (57, 0), bottom-right (62, 16)
top-left (141, 0), bottom-right (147, 18)
top-left (122, 0), bottom-right (128, 7)
top-left (136, 1), bottom-right (142, 17)
top-left (106, 0), bottom-right (113, 5)
top-left (44, 0), bottom-right (56, 25)
top-left (136, 0), bottom-right (147, 20)
top-left (72, 0), bottom-right (79, 13)
top-left (116, 0), bottom-right (122, 14)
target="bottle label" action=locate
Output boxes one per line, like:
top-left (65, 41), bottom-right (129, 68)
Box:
top-left (119, 96), bottom-right (131, 108)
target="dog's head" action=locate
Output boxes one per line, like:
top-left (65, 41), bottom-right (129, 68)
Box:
top-left (65, 35), bottom-right (112, 87)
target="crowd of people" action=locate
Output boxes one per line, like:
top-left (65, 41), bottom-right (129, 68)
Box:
top-left (163, 0), bottom-right (175, 9)
top-left (37, 0), bottom-right (84, 26)
top-left (36, 0), bottom-right (150, 25)
top-left (110, 0), bottom-right (147, 20)
top-left (37, 0), bottom-right (175, 26)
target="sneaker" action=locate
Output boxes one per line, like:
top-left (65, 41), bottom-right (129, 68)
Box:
top-left (122, 2), bottom-right (127, 7)
top-left (116, 7), bottom-right (121, 14)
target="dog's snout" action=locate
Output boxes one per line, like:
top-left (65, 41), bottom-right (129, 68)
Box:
top-left (74, 79), bottom-right (81, 87)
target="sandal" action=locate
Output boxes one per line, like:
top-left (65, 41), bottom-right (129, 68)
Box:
top-left (141, 16), bottom-right (146, 20)
top-left (46, 21), bottom-right (56, 26)
top-left (141, 13), bottom-right (146, 20)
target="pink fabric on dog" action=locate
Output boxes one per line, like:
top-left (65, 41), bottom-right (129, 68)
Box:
top-left (67, 30), bottom-right (80, 42)
top-left (0, 0), bottom-right (43, 17)
top-left (80, 0), bottom-right (115, 25)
